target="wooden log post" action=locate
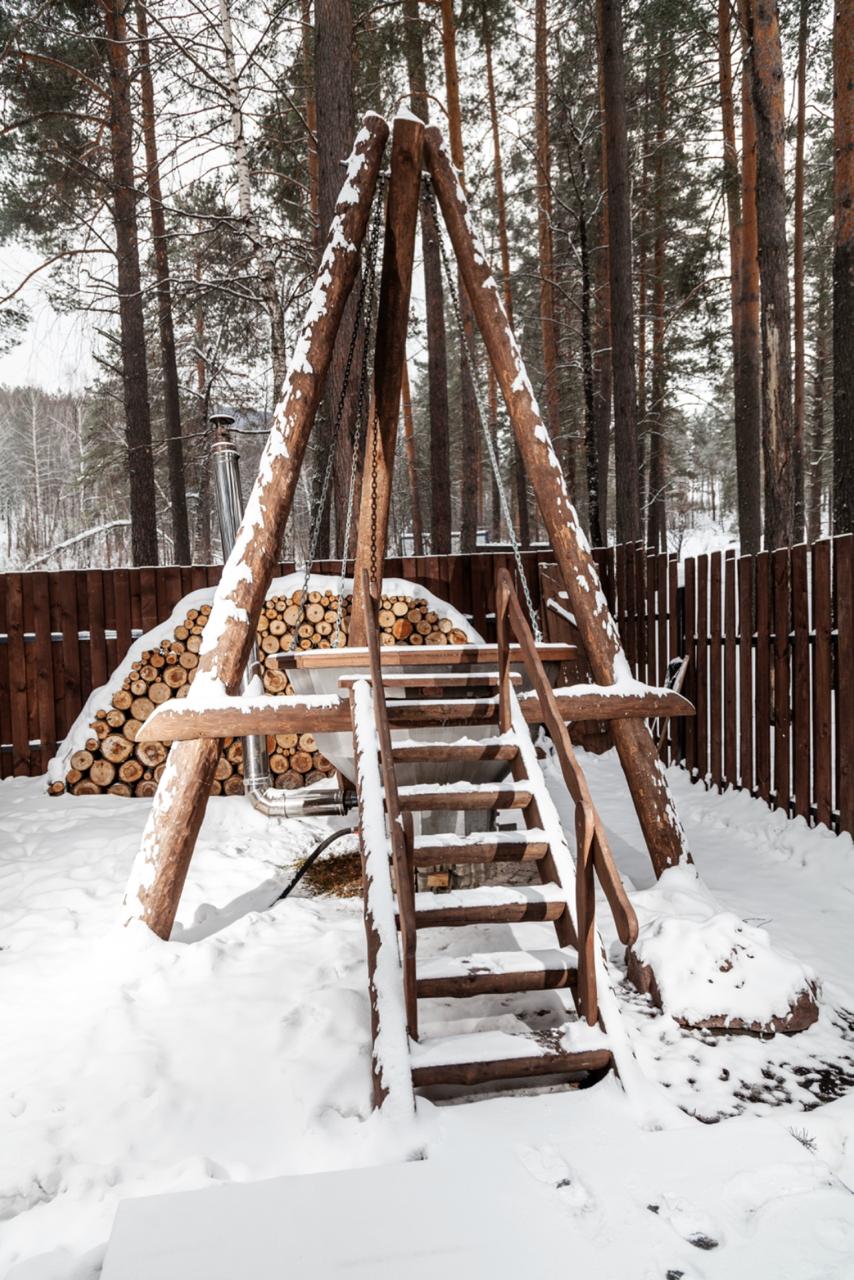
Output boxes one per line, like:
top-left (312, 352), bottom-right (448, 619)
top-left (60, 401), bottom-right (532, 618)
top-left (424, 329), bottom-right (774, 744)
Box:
top-left (122, 113), bottom-right (390, 937)
top-left (350, 114), bottom-right (424, 644)
top-left (423, 125), bottom-right (689, 875)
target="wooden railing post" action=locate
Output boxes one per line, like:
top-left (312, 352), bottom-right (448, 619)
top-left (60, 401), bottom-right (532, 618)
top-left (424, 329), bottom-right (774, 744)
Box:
top-left (121, 115), bottom-right (389, 937)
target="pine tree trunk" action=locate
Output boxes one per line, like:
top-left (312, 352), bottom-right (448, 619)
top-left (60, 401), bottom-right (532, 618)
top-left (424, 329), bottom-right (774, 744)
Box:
top-left (833, 0), bottom-right (854, 533)
top-left (597, 0), bottom-right (640, 544)
top-left (218, 0), bottom-right (287, 399)
top-left (101, 0), bottom-right (158, 567)
top-left (534, 0), bottom-right (566, 491)
top-left (484, 6), bottom-right (529, 544)
top-left (591, 14), bottom-right (612, 545)
top-left (401, 362), bottom-right (424, 555)
top-left (722, 0), bottom-right (758, 554)
top-left (648, 44), bottom-right (668, 554)
top-left (302, 0), bottom-right (320, 264)
top-left (577, 142), bottom-right (601, 547)
top-left (315, 0), bottom-right (360, 557)
top-left (403, 0), bottom-right (451, 554)
top-left (135, 0), bottom-right (190, 565)
top-left (748, 0), bottom-right (795, 550)
top-left (440, 0), bottom-right (479, 552)
top-left (808, 265), bottom-right (828, 542)
top-left (192, 257), bottom-right (212, 563)
top-left (793, 0), bottom-right (808, 541)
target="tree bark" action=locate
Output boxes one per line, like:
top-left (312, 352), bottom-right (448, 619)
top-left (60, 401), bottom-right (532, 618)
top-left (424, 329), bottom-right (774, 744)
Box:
top-left (403, 0), bottom-right (451, 554)
top-left (315, 0), bottom-right (360, 557)
top-left (747, 0), bottom-right (795, 550)
top-left (808, 265), bottom-right (828, 542)
top-left (218, 0), bottom-right (287, 399)
top-left (648, 43), bottom-right (668, 554)
top-left (534, 0), bottom-right (566, 492)
top-left (577, 142), bottom-right (601, 547)
top-left (401, 362), bottom-right (424, 555)
top-left (483, 5), bottom-right (529, 544)
top-left (135, 0), bottom-right (190, 565)
top-left (793, 0), bottom-right (808, 541)
top-left (833, 0), bottom-right (854, 533)
top-left (440, 0), bottom-right (480, 551)
top-left (592, 12), bottom-right (612, 544)
top-left (301, 0), bottom-right (320, 264)
top-left (597, 0), bottom-right (640, 544)
top-left (192, 259), bottom-right (212, 564)
top-left (100, 0), bottom-right (158, 567)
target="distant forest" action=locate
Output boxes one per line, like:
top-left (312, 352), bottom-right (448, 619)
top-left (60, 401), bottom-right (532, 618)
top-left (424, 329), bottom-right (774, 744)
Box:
top-left (0, 0), bottom-right (852, 570)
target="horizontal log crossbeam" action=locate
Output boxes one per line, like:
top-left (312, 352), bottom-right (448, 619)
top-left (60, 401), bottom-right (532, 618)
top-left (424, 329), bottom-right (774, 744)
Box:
top-left (138, 684), bottom-right (694, 743)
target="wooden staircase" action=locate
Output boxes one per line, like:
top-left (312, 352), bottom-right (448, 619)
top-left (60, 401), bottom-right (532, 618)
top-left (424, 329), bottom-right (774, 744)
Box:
top-left (351, 569), bottom-right (640, 1110)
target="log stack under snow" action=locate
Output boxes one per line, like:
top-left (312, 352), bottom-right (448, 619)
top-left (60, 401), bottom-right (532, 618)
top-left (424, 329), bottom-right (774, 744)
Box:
top-left (52, 587), bottom-right (469, 797)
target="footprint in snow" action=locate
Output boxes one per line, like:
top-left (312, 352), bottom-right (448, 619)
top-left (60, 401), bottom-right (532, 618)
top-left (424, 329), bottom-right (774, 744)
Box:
top-left (516, 1144), bottom-right (605, 1238)
top-left (647, 1193), bottom-right (721, 1251)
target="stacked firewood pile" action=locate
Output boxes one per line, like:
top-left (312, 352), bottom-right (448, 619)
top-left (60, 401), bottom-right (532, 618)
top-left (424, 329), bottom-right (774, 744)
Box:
top-left (53, 587), bottom-right (468, 797)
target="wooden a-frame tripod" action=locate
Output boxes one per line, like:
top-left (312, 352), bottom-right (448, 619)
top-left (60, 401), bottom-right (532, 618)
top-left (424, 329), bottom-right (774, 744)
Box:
top-left (122, 111), bottom-right (690, 940)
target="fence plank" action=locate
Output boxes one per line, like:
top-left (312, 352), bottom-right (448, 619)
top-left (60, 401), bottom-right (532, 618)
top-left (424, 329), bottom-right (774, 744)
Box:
top-left (22, 574), bottom-right (39, 772)
top-left (0, 572), bottom-right (9, 777)
top-left (657, 553), bottom-right (668, 686)
top-left (836, 535), bottom-right (854, 833)
top-left (772, 547), bottom-right (791, 816)
top-left (738, 555), bottom-right (754, 795)
top-left (31, 573), bottom-right (57, 771)
top-left (634, 545), bottom-right (647, 681)
top-left (813, 539), bottom-right (832, 828)
top-left (696, 554), bottom-right (708, 784)
top-left (790, 544), bottom-right (811, 822)
top-left (709, 550), bottom-right (723, 791)
top-left (6, 575), bottom-right (29, 776)
top-left (683, 556), bottom-right (697, 773)
top-left (724, 551), bottom-right (737, 787)
top-left (55, 572), bottom-right (81, 739)
top-left (86, 570), bottom-right (108, 692)
top-left (140, 568), bottom-right (159, 634)
top-left (755, 552), bottom-right (772, 803)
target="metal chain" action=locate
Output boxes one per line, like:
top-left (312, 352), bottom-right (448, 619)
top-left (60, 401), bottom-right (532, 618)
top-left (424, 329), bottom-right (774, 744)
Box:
top-left (332, 190), bottom-right (384, 647)
top-left (290, 189), bottom-right (385, 653)
top-left (422, 175), bottom-right (543, 643)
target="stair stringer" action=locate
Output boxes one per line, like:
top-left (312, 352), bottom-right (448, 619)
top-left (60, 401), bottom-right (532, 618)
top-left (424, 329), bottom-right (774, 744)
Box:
top-left (352, 679), bottom-right (416, 1121)
top-left (508, 690), bottom-right (672, 1121)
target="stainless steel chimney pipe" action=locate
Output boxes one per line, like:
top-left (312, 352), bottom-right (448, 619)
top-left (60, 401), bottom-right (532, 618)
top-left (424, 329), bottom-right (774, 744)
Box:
top-left (208, 413), bottom-right (353, 819)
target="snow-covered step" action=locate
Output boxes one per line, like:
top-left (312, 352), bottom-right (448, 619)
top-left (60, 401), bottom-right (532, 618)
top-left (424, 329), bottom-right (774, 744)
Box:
top-left (407, 882), bottom-right (568, 928)
top-left (412, 828), bottom-right (550, 867)
top-left (410, 1024), bottom-right (611, 1088)
top-left (416, 947), bottom-right (578, 998)
top-left (396, 781), bottom-right (532, 812)
top-left (391, 737), bottom-right (519, 764)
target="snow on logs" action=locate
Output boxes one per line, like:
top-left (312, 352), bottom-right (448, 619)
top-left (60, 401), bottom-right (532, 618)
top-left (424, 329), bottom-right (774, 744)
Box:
top-left (52, 588), bottom-right (469, 798)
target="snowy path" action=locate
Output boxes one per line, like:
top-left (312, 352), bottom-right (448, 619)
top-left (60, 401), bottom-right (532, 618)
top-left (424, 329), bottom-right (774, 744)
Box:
top-left (1, 756), bottom-right (854, 1277)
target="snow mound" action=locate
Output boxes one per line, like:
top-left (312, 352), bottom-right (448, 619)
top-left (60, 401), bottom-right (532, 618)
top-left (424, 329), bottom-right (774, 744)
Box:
top-left (627, 865), bottom-right (819, 1033)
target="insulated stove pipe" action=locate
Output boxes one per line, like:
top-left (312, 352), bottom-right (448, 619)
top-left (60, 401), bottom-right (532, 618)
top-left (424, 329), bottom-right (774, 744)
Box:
top-left (208, 412), bottom-right (355, 819)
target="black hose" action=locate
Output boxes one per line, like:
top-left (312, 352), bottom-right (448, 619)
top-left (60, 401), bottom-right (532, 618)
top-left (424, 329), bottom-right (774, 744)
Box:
top-left (275, 826), bottom-right (358, 902)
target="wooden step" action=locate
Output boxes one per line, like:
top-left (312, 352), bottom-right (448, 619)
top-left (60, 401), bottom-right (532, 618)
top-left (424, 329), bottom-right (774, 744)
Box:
top-left (391, 737), bottom-right (519, 764)
top-left (408, 883), bottom-right (567, 928)
top-left (339, 671), bottom-right (522, 690)
top-left (410, 1027), bottom-right (611, 1087)
top-left (275, 642), bottom-right (579, 670)
top-left (416, 948), bottom-right (578, 998)
top-left (412, 829), bottom-right (549, 867)
top-left (396, 782), bottom-right (532, 812)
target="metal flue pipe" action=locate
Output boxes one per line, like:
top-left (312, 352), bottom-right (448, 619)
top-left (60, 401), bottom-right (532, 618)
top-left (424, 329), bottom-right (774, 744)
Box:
top-left (209, 412), bottom-right (354, 819)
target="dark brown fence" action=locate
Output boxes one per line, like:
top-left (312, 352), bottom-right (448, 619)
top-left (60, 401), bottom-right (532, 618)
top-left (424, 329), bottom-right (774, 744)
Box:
top-left (577, 536), bottom-right (854, 836)
top-left (0, 550), bottom-right (550, 776)
top-left (3, 538), bottom-right (853, 840)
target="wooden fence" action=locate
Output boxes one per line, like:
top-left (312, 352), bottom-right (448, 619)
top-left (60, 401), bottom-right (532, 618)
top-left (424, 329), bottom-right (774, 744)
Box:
top-left (0, 550), bottom-right (550, 776)
top-left (586, 536), bottom-right (854, 837)
top-left (3, 538), bottom-right (853, 842)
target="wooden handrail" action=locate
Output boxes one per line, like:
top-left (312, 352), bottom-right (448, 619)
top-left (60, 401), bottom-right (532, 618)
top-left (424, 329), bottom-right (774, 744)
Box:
top-left (359, 569), bottom-right (419, 1040)
top-left (494, 570), bottom-right (639, 1022)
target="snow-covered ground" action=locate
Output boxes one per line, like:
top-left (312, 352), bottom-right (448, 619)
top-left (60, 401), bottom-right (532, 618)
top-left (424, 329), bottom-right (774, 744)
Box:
top-left (2, 753), bottom-right (854, 1278)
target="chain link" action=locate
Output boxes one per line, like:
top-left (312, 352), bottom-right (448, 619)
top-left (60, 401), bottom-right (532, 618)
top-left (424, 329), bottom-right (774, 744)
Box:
top-left (422, 175), bottom-right (543, 643)
top-left (290, 188), bottom-right (385, 652)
